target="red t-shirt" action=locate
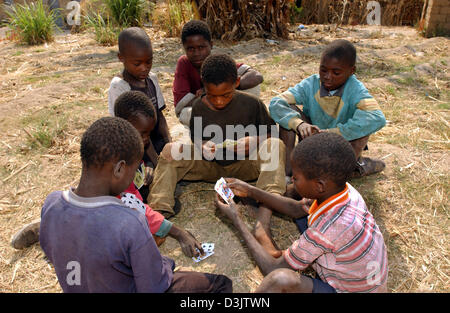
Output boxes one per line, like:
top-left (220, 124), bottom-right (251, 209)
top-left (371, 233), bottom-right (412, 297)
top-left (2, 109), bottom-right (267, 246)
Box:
top-left (172, 55), bottom-right (244, 107)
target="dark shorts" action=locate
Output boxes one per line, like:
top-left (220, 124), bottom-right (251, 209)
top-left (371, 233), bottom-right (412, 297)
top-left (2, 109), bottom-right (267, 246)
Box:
top-left (166, 271), bottom-right (233, 293)
top-left (294, 216), bottom-right (337, 293)
top-left (311, 276), bottom-right (337, 293)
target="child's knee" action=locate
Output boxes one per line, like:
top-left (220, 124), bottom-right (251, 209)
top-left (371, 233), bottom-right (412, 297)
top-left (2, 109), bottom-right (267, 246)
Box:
top-left (261, 268), bottom-right (301, 292)
top-left (160, 142), bottom-right (184, 162)
top-left (260, 137), bottom-right (286, 160)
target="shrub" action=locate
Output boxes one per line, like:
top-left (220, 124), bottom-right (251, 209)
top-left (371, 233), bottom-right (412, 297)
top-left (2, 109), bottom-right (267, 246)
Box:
top-left (154, 0), bottom-right (194, 37)
top-left (106, 0), bottom-right (146, 27)
top-left (85, 12), bottom-right (119, 46)
top-left (4, 0), bottom-right (58, 45)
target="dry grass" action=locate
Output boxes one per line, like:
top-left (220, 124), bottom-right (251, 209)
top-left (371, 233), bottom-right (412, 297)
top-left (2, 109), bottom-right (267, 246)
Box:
top-left (0, 24), bottom-right (448, 293)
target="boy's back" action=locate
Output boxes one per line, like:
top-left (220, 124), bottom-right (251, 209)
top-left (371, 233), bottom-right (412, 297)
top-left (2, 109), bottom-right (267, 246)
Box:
top-left (285, 183), bottom-right (388, 292)
top-left (40, 190), bottom-right (174, 293)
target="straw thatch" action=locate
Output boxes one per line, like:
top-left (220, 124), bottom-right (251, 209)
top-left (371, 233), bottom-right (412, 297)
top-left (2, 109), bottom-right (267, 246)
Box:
top-left (194, 0), bottom-right (293, 41)
top-left (299, 0), bottom-right (424, 26)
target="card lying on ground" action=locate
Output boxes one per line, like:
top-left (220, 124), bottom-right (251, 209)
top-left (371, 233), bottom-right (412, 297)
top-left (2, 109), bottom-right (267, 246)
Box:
top-left (192, 243), bottom-right (215, 263)
top-left (214, 177), bottom-right (234, 204)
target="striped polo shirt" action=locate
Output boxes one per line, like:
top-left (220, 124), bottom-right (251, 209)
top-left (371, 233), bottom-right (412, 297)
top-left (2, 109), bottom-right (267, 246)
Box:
top-left (284, 183), bottom-right (388, 293)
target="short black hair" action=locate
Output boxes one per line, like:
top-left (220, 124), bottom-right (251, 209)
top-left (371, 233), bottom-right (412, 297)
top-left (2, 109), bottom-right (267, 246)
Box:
top-left (321, 39), bottom-right (357, 67)
top-left (292, 132), bottom-right (356, 187)
top-left (118, 27), bottom-right (152, 55)
top-left (114, 91), bottom-right (156, 123)
top-left (181, 20), bottom-right (211, 44)
top-left (80, 117), bottom-right (143, 168)
top-left (201, 54), bottom-right (237, 85)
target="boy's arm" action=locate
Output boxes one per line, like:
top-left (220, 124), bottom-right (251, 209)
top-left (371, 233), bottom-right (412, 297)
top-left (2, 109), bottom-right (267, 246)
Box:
top-left (129, 215), bottom-right (174, 292)
top-left (237, 65), bottom-right (264, 90)
top-left (226, 178), bottom-right (308, 219)
top-left (215, 197), bottom-right (291, 276)
top-left (269, 80), bottom-right (311, 132)
top-left (131, 239), bottom-right (174, 292)
top-left (173, 59), bottom-right (197, 116)
top-left (145, 140), bottom-right (159, 167)
top-left (107, 78), bottom-right (130, 116)
top-left (327, 97), bottom-right (386, 141)
top-left (145, 205), bottom-right (172, 237)
top-left (157, 110), bottom-right (172, 143)
top-left (167, 225), bottom-right (203, 258)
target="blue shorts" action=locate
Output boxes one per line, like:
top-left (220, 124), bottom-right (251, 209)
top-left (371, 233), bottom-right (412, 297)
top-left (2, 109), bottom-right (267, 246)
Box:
top-left (311, 276), bottom-right (337, 293)
top-left (295, 216), bottom-right (337, 293)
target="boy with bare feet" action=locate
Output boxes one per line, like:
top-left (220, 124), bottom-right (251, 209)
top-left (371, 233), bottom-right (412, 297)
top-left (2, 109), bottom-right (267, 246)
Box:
top-left (148, 54), bottom-right (286, 257)
top-left (216, 132), bottom-right (388, 293)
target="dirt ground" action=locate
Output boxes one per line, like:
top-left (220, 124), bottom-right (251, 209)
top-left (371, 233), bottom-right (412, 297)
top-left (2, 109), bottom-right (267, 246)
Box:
top-left (0, 24), bottom-right (448, 293)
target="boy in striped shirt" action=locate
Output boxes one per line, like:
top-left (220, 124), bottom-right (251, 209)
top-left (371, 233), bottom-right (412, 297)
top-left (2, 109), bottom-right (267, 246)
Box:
top-left (215, 132), bottom-right (388, 293)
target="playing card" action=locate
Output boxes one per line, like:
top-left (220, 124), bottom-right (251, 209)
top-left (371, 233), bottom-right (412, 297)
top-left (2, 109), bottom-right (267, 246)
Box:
top-left (201, 243), bottom-right (215, 253)
top-left (120, 192), bottom-right (146, 215)
top-left (192, 250), bottom-right (214, 263)
top-left (216, 139), bottom-right (238, 149)
top-left (214, 177), bottom-right (234, 204)
top-left (133, 163), bottom-right (146, 189)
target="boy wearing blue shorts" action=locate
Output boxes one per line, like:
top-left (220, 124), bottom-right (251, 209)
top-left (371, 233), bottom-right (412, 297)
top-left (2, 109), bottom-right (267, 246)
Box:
top-left (216, 132), bottom-right (388, 293)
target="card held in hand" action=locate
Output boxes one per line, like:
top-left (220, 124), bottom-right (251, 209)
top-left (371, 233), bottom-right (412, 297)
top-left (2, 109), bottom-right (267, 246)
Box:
top-left (214, 177), bottom-right (234, 204)
top-left (192, 242), bottom-right (215, 263)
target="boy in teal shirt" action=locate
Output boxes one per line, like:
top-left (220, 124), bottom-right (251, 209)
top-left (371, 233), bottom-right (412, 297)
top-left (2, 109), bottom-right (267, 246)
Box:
top-left (269, 39), bottom-right (386, 178)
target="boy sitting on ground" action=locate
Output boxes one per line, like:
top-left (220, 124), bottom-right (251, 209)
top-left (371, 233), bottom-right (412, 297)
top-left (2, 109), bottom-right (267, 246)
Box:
top-left (269, 39), bottom-right (386, 178)
top-left (11, 93), bottom-right (202, 256)
top-left (148, 54), bottom-right (286, 258)
top-left (173, 19), bottom-right (264, 126)
top-left (114, 90), bottom-right (203, 257)
top-left (215, 132), bottom-right (388, 293)
top-left (40, 116), bottom-right (232, 293)
top-left (108, 27), bottom-right (171, 173)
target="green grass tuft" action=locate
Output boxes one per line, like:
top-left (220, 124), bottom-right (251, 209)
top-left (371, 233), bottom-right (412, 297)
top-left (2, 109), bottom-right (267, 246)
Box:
top-left (4, 0), bottom-right (58, 45)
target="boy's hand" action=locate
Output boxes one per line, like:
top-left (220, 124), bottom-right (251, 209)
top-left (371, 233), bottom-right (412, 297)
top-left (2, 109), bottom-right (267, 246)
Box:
top-left (214, 194), bottom-right (239, 222)
top-left (195, 88), bottom-right (205, 97)
top-left (202, 140), bottom-right (216, 160)
top-left (297, 122), bottom-right (321, 139)
top-left (161, 142), bottom-right (184, 162)
top-left (235, 136), bottom-right (258, 156)
top-left (225, 178), bottom-right (252, 198)
top-left (177, 230), bottom-right (204, 258)
top-left (299, 197), bottom-right (313, 213)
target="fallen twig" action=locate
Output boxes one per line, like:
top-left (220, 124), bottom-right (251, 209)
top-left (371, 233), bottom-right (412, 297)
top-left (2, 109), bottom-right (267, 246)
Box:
top-left (15, 186), bottom-right (37, 196)
top-left (2, 162), bottom-right (31, 183)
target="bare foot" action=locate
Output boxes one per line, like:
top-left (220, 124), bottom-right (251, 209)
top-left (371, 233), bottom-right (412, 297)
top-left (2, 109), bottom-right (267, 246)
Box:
top-left (253, 223), bottom-right (282, 258)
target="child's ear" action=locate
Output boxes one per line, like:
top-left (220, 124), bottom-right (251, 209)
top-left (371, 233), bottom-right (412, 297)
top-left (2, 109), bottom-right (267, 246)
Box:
top-left (118, 52), bottom-right (124, 63)
top-left (235, 76), bottom-right (241, 89)
top-left (315, 178), bottom-right (326, 194)
top-left (113, 160), bottom-right (126, 179)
